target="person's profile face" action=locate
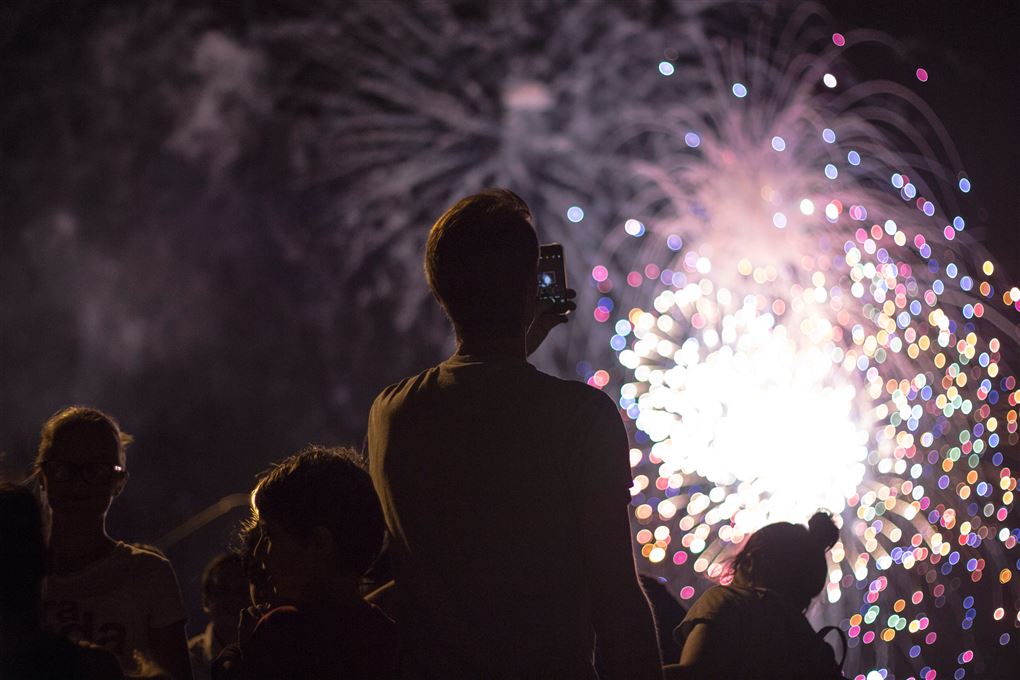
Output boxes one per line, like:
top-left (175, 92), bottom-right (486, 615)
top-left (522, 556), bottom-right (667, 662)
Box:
top-left (206, 561), bottom-right (251, 644)
top-left (254, 516), bottom-right (316, 605)
top-left (38, 433), bottom-right (125, 517)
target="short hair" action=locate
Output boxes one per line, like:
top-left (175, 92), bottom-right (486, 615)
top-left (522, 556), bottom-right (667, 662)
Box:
top-left (730, 511), bottom-right (839, 611)
top-left (36, 406), bottom-right (132, 467)
top-left (0, 482), bottom-right (45, 612)
top-left (425, 188), bottom-right (539, 335)
top-left (252, 446), bottom-right (384, 576)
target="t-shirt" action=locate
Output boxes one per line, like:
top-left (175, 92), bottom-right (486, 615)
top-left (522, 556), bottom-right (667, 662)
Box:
top-left (41, 541), bottom-right (187, 675)
top-left (367, 353), bottom-right (633, 678)
top-left (241, 601), bottom-right (396, 679)
top-left (675, 585), bottom-right (843, 679)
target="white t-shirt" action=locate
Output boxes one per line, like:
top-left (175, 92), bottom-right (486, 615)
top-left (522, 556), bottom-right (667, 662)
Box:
top-left (42, 541), bottom-right (186, 674)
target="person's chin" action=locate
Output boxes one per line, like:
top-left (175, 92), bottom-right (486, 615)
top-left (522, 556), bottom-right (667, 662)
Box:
top-left (50, 496), bottom-right (110, 515)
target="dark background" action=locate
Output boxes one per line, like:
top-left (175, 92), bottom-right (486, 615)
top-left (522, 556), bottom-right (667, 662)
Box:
top-left (2, 0), bottom-right (1018, 646)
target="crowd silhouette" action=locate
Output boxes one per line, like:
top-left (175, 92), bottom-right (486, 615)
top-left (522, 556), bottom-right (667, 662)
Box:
top-left (0, 190), bottom-right (850, 679)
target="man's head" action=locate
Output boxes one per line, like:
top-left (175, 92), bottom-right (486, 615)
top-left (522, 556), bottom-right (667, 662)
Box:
top-left (250, 446), bottom-right (385, 603)
top-left (425, 188), bottom-right (539, 338)
top-left (35, 406), bottom-right (130, 518)
top-left (200, 552), bottom-right (250, 644)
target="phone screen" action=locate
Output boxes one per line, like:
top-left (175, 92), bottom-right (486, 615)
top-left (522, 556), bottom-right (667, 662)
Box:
top-left (537, 243), bottom-right (567, 305)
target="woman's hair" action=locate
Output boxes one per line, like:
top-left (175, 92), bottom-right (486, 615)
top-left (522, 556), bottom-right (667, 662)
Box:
top-left (730, 511), bottom-right (840, 610)
top-left (36, 406), bottom-right (132, 466)
top-left (249, 445), bottom-right (385, 577)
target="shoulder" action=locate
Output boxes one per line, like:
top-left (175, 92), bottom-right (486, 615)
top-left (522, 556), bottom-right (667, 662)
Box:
top-left (370, 366), bottom-right (440, 414)
top-left (534, 368), bottom-right (619, 413)
top-left (112, 541), bottom-right (177, 577)
top-left (254, 604), bottom-right (301, 630)
top-left (684, 585), bottom-right (755, 620)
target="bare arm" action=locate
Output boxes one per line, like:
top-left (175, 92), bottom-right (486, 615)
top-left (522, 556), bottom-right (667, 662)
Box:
top-left (148, 621), bottom-right (193, 680)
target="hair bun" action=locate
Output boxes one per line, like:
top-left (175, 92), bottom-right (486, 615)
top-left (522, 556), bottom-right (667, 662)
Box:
top-left (808, 511), bottom-right (839, 550)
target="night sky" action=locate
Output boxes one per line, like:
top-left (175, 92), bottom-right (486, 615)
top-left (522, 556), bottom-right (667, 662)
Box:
top-left (831, 1), bottom-right (1020, 272)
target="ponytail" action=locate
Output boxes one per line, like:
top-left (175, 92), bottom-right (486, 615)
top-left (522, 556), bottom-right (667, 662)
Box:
top-left (807, 511), bottom-right (839, 551)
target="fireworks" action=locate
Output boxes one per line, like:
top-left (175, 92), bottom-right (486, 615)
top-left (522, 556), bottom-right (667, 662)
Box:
top-left (262, 2), bottom-right (1019, 676)
top-left (572, 9), bottom-right (1020, 679)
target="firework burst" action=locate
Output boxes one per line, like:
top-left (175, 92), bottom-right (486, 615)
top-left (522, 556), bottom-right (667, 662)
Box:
top-left (262, 2), bottom-right (1019, 676)
top-left (571, 7), bottom-right (1020, 679)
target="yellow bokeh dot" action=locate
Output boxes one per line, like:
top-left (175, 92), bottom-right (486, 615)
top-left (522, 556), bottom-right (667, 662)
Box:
top-left (1001, 569), bottom-right (1013, 584)
top-left (894, 599), bottom-right (905, 613)
top-left (983, 260), bottom-right (994, 276)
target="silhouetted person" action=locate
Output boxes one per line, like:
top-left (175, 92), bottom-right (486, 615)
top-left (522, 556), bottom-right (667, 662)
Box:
top-left (0, 481), bottom-right (124, 680)
top-left (189, 554), bottom-right (249, 680)
top-left (35, 406), bottom-right (192, 679)
top-left (668, 512), bottom-right (846, 679)
top-left (231, 446), bottom-right (396, 680)
top-left (367, 188), bottom-right (661, 679)
top-left (209, 530), bottom-right (270, 680)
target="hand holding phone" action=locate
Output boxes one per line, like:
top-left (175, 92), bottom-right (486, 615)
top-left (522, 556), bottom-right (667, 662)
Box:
top-left (528, 243), bottom-right (576, 356)
top-left (537, 243), bottom-right (568, 309)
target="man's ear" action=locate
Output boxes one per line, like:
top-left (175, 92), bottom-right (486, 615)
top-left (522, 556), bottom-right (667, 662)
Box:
top-left (310, 526), bottom-right (335, 556)
top-left (111, 470), bottom-right (129, 497)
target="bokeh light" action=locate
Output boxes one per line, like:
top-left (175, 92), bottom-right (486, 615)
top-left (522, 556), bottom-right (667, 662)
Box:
top-left (569, 7), bottom-right (1020, 678)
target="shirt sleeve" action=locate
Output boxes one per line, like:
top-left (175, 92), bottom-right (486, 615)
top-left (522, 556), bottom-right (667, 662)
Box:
top-left (146, 555), bottom-right (187, 629)
top-left (243, 607), bottom-right (303, 680)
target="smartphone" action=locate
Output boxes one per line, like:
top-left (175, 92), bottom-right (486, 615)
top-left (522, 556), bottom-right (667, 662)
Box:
top-left (537, 243), bottom-right (567, 307)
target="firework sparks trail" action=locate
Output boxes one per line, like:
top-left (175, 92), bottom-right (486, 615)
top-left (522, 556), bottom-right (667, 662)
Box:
top-left (569, 8), bottom-right (1020, 679)
top-left (265, 2), bottom-right (1020, 677)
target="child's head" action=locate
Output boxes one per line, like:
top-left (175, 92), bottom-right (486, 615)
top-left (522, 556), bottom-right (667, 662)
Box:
top-left (248, 445), bottom-right (385, 604)
top-left (730, 511), bottom-right (839, 611)
top-left (201, 552), bottom-right (250, 643)
top-left (35, 406), bottom-right (131, 518)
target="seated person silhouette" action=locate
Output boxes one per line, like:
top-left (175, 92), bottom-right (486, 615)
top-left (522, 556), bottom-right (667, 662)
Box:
top-left (666, 511), bottom-right (847, 680)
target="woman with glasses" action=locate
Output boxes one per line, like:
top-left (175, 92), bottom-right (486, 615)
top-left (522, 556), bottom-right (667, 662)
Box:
top-left (36, 406), bottom-right (193, 680)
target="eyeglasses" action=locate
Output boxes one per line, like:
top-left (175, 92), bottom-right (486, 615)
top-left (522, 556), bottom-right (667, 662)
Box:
top-left (38, 460), bottom-right (125, 484)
